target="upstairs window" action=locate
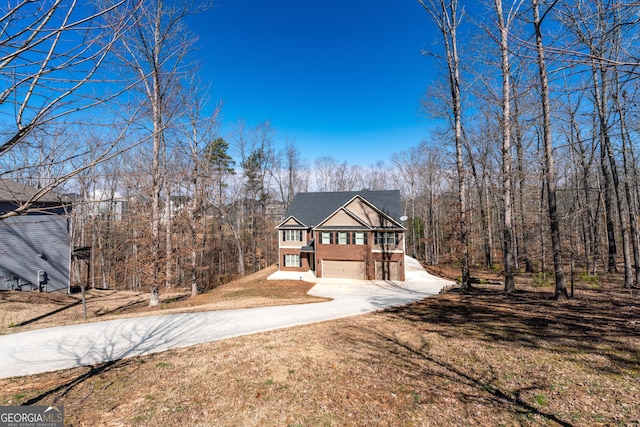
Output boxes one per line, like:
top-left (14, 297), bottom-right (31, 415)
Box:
top-left (321, 232), bottom-right (331, 244)
top-left (284, 230), bottom-right (303, 242)
top-left (319, 231), bottom-right (366, 245)
top-left (375, 231), bottom-right (397, 246)
top-left (338, 232), bottom-right (348, 245)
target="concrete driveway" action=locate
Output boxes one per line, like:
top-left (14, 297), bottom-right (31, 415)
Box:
top-left (0, 257), bottom-right (453, 379)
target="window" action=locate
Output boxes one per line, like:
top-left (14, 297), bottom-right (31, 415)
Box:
top-left (321, 232), bottom-right (331, 244)
top-left (375, 231), bottom-right (397, 246)
top-left (284, 229), bottom-right (302, 242)
top-left (284, 254), bottom-right (301, 267)
top-left (338, 232), bottom-right (348, 245)
top-left (355, 232), bottom-right (365, 245)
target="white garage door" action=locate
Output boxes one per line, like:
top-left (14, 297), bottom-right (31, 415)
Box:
top-left (323, 260), bottom-right (365, 280)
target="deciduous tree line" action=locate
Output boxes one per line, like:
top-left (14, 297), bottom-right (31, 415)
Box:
top-left (418, 0), bottom-right (640, 297)
top-left (2, 0), bottom-right (639, 301)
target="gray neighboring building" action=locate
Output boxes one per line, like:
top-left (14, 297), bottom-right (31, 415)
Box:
top-left (0, 180), bottom-right (72, 292)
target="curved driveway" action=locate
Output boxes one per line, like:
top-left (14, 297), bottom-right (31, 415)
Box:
top-left (0, 257), bottom-right (453, 379)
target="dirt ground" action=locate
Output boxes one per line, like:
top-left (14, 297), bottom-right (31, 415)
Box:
top-left (0, 265), bottom-right (639, 426)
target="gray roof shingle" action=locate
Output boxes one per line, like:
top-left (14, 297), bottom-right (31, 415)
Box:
top-left (284, 190), bottom-right (404, 227)
top-left (0, 179), bottom-right (70, 204)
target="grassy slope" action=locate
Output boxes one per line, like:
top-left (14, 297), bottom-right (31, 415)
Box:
top-left (0, 265), bottom-right (326, 334)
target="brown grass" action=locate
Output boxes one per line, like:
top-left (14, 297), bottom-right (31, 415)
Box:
top-left (0, 265), bottom-right (326, 335)
top-left (1, 265), bottom-right (639, 426)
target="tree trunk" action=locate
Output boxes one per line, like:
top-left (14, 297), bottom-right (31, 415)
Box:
top-left (512, 82), bottom-right (533, 273)
top-left (449, 6), bottom-right (470, 288)
top-left (495, 0), bottom-right (515, 293)
top-left (570, 103), bottom-right (598, 274)
top-left (600, 134), bottom-right (618, 274)
top-left (190, 159), bottom-right (200, 297)
top-left (532, 0), bottom-right (567, 299)
top-left (592, 63), bottom-right (633, 288)
top-left (419, 0), bottom-right (470, 286)
top-left (149, 285), bottom-right (160, 307)
top-left (149, 49), bottom-right (163, 306)
top-left (165, 183), bottom-right (172, 289)
top-left (483, 172), bottom-right (494, 268)
top-left (612, 68), bottom-right (640, 287)
top-left (462, 132), bottom-right (492, 268)
top-left (229, 221), bottom-right (245, 276)
top-left (191, 234), bottom-right (198, 297)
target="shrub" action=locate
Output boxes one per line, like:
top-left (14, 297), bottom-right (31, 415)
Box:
top-left (532, 272), bottom-right (552, 288)
top-left (578, 272), bottom-right (601, 289)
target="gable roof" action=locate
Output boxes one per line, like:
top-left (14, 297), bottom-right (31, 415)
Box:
top-left (319, 206), bottom-right (371, 229)
top-left (282, 190), bottom-right (404, 228)
top-left (278, 215), bottom-right (308, 229)
top-left (0, 179), bottom-right (70, 204)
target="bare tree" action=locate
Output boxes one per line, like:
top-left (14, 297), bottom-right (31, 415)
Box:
top-left (511, 73), bottom-right (535, 274)
top-left (419, 0), bottom-right (471, 287)
top-left (0, 1), bottom-right (137, 218)
top-left (312, 156), bottom-right (353, 191)
top-left (202, 135), bottom-right (235, 277)
top-left (314, 156), bottom-right (338, 192)
top-left (492, 0), bottom-right (523, 293)
top-left (554, 0), bottom-right (640, 288)
top-left (110, 0), bottom-right (205, 305)
top-left (363, 161), bottom-right (392, 191)
top-left (179, 82), bottom-right (220, 296)
top-left (391, 147), bottom-right (424, 259)
top-left (531, 0), bottom-right (567, 298)
top-left (271, 139), bottom-right (308, 212)
top-left (460, 117), bottom-right (495, 269)
top-left (237, 122), bottom-right (275, 271)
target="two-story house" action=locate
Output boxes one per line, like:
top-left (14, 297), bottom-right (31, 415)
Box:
top-left (276, 190), bottom-right (407, 281)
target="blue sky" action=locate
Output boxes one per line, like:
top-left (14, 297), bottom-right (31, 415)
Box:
top-left (187, 0), bottom-right (440, 166)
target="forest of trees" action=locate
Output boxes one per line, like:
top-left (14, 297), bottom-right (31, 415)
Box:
top-left (2, 1), bottom-right (640, 301)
